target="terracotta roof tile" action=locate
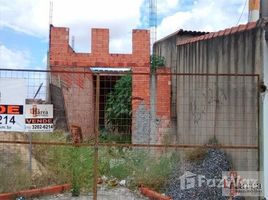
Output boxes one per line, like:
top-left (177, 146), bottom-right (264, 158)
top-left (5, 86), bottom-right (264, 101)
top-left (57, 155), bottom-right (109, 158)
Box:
top-left (199, 35), bottom-right (205, 40)
top-left (230, 27), bottom-right (238, 34)
top-left (238, 24), bottom-right (247, 32)
top-left (247, 21), bottom-right (257, 29)
top-left (208, 32), bottom-right (215, 39)
top-left (177, 21), bottom-right (258, 46)
top-left (214, 32), bottom-right (219, 37)
top-left (204, 33), bottom-right (210, 39)
top-left (224, 28), bottom-right (232, 36)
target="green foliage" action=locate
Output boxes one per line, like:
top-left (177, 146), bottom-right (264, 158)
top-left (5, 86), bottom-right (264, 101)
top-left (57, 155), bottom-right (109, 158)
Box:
top-left (150, 54), bottom-right (165, 72)
top-left (31, 132), bottom-right (94, 194)
top-left (99, 147), bottom-right (180, 192)
top-left (70, 147), bottom-right (81, 196)
top-left (105, 75), bottom-right (132, 133)
top-left (99, 129), bottom-right (131, 143)
top-left (2, 132), bottom-right (179, 194)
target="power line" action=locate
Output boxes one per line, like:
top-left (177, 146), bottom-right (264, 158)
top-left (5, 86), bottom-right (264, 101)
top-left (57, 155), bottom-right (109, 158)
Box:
top-left (237, 0), bottom-right (248, 25)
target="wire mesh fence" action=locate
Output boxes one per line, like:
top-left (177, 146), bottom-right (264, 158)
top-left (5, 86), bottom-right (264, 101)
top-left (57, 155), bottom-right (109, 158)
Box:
top-left (0, 68), bottom-right (260, 199)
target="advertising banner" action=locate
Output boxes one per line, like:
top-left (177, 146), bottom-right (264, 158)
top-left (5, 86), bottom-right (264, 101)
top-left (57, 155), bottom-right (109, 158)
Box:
top-left (25, 104), bottom-right (54, 132)
top-left (0, 78), bottom-right (26, 132)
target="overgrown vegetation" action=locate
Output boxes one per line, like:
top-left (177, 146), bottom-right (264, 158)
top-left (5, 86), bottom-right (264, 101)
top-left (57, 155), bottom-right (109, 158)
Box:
top-left (0, 132), bottom-right (93, 194)
top-left (99, 147), bottom-right (180, 192)
top-left (31, 132), bottom-right (94, 195)
top-left (1, 132), bottom-right (180, 195)
top-left (99, 128), bottom-right (131, 143)
top-left (32, 132), bottom-right (180, 193)
top-left (150, 54), bottom-right (165, 72)
top-left (105, 74), bottom-right (132, 134)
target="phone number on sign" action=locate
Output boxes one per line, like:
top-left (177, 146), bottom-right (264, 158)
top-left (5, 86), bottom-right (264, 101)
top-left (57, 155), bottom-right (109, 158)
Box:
top-left (0, 115), bottom-right (16, 125)
top-left (31, 124), bottom-right (53, 130)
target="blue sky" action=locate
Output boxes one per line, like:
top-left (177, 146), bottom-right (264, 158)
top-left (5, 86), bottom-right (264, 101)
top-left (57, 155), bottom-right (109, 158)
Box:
top-left (0, 0), bottom-right (248, 70)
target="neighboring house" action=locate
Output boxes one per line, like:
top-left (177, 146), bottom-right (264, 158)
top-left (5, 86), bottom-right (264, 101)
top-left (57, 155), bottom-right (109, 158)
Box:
top-left (154, 19), bottom-right (268, 174)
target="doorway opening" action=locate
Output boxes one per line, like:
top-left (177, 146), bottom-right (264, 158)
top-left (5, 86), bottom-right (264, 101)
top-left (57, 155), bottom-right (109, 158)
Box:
top-left (92, 68), bottom-right (132, 143)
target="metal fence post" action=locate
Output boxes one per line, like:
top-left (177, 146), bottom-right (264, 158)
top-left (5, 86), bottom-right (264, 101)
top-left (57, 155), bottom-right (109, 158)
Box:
top-left (93, 73), bottom-right (100, 200)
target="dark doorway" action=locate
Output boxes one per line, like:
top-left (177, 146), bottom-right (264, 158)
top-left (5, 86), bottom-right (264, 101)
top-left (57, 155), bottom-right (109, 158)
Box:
top-left (99, 75), bottom-right (119, 129)
top-left (93, 74), bottom-right (132, 143)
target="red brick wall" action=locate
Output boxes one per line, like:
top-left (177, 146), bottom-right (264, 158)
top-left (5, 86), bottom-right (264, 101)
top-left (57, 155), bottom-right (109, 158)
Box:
top-left (156, 68), bottom-right (171, 117)
top-left (49, 26), bottom-right (150, 68)
top-left (50, 66), bottom-right (94, 138)
top-left (49, 25), bottom-right (150, 139)
top-left (156, 68), bottom-right (171, 144)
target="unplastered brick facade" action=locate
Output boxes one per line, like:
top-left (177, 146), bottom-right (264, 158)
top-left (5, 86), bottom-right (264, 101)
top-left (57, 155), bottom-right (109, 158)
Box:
top-left (49, 25), bottom-right (171, 143)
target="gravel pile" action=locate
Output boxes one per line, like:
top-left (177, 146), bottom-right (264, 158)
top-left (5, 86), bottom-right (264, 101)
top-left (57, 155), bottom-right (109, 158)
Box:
top-left (165, 148), bottom-right (245, 200)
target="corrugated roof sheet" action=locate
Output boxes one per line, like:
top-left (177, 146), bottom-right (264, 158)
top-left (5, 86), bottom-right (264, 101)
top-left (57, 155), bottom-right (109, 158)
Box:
top-left (90, 67), bottom-right (131, 73)
top-left (177, 21), bottom-right (258, 46)
top-left (155, 29), bottom-right (208, 44)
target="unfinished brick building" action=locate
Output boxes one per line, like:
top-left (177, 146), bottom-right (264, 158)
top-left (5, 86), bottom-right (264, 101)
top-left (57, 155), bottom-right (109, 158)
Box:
top-left (49, 25), bottom-right (171, 144)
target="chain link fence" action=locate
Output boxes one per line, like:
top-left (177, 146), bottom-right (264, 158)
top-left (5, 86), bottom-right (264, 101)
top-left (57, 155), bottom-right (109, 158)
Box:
top-left (0, 68), bottom-right (260, 199)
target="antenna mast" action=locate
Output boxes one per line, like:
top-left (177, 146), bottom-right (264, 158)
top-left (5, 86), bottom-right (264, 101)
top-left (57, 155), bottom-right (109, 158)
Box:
top-left (149, 0), bottom-right (157, 53)
top-left (49, 0), bottom-right (53, 25)
top-left (71, 36), bottom-right (75, 50)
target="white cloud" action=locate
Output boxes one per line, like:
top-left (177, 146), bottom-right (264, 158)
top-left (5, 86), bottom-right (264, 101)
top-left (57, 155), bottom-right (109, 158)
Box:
top-left (157, 0), bottom-right (180, 15)
top-left (0, 0), bottom-right (143, 53)
top-left (0, 44), bottom-right (32, 69)
top-left (157, 0), bottom-right (249, 40)
top-left (0, 0), bottom-right (250, 52)
top-left (0, 0), bottom-right (49, 37)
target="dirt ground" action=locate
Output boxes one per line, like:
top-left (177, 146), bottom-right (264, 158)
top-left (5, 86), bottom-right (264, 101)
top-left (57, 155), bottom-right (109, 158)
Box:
top-left (0, 132), bottom-right (46, 177)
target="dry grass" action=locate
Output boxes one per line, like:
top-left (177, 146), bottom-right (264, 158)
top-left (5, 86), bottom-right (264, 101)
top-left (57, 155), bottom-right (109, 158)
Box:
top-left (0, 131), bottom-right (94, 194)
top-left (0, 152), bottom-right (32, 193)
top-left (184, 147), bottom-right (207, 162)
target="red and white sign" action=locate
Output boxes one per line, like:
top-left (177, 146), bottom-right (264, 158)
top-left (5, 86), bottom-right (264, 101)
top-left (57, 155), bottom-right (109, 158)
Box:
top-left (0, 78), bottom-right (26, 132)
top-left (25, 104), bottom-right (53, 132)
